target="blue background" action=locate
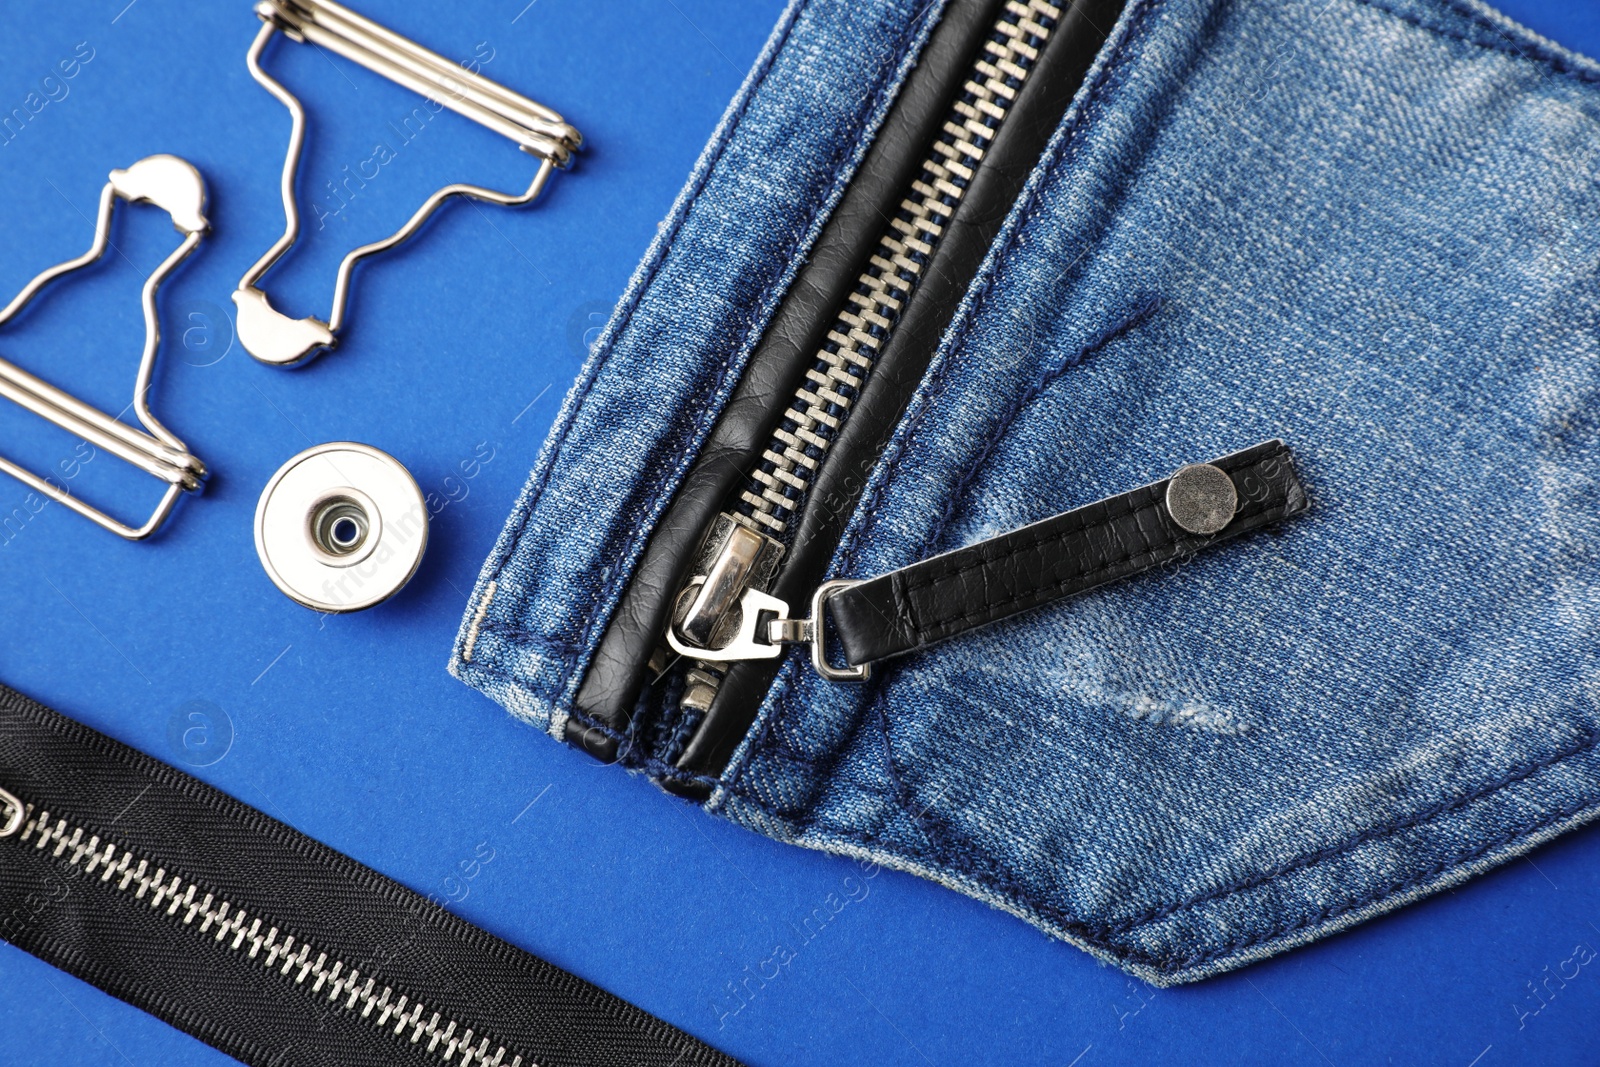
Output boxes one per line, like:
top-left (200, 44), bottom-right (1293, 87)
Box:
top-left (0, 1), bottom-right (1596, 1064)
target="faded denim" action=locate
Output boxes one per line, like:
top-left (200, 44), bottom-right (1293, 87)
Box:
top-left (456, 0), bottom-right (1600, 983)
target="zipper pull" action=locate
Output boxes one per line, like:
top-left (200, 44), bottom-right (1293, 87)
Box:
top-left (667, 578), bottom-right (870, 681)
top-left (0, 786), bottom-right (25, 837)
top-left (672, 516), bottom-right (784, 653)
top-left (668, 440), bottom-right (1309, 682)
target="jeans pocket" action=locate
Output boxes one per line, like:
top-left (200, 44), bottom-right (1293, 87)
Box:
top-left (459, 0), bottom-right (1600, 983)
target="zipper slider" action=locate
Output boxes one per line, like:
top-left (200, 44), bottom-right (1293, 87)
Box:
top-left (0, 786), bottom-right (24, 837)
top-left (672, 516), bottom-right (784, 652)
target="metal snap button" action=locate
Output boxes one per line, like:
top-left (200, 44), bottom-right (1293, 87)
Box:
top-left (1165, 462), bottom-right (1238, 535)
top-left (254, 442), bottom-right (428, 612)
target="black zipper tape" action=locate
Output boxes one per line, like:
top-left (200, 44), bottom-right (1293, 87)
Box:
top-left (827, 440), bottom-right (1309, 666)
top-left (0, 684), bottom-right (741, 1067)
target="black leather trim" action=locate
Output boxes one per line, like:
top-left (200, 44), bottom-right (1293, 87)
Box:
top-left (674, 0), bottom-right (1132, 786)
top-left (568, 0), bottom-right (1011, 764)
top-left (830, 441), bottom-right (1309, 666)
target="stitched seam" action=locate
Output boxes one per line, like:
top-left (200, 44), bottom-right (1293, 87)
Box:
top-left (832, 0), bottom-right (1164, 589)
top-left (481, 1), bottom-right (942, 717)
top-left (470, 627), bottom-right (584, 656)
top-left (921, 497), bottom-right (1289, 637)
top-left (1105, 726), bottom-right (1600, 933)
top-left (902, 457), bottom-right (1289, 634)
top-left (720, 0), bottom-right (1600, 974)
top-left (481, 0), bottom-right (810, 596)
top-left (1352, 0), bottom-right (1600, 85)
top-left (917, 295), bottom-right (1161, 557)
top-left (472, 0), bottom-right (821, 692)
top-left (461, 660), bottom-right (724, 789)
top-left (726, 751), bottom-right (1600, 973)
top-left (921, 479), bottom-right (1280, 604)
top-left (905, 446), bottom-right (1283, 593)
top-left (865, 672), bottom-right (1600, 971)
top-left (554, 7), bottom-right (944, 711)
top-left (1147, 790), bottom-right (1600, 971)
top-left (561, 706), bottom-right (724, 787)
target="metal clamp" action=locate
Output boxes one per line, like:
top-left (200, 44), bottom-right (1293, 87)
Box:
top-left (0, 155), bottom-right (209, 540)
top-left (235, 0), bottom-right (583, 366)
top-left (770, 579), bottom-right (871, 683)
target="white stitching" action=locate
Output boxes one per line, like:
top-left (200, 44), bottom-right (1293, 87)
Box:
top-left (462, 579), bottom-right (497, 663)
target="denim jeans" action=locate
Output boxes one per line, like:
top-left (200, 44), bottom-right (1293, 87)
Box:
top-left (453, 0), bottom-right (1600, 983)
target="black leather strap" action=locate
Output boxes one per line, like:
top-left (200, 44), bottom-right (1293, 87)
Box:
top-left (829, 441), bottom-right (1309, 666)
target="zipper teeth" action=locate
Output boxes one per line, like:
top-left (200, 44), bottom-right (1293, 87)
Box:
top-left (735, 0), bottom-right (1064, 537)
top-left (15, 802), bottom-right (534, 1067)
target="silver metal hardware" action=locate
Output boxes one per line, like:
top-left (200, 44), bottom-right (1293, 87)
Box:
top-left (667, 580), bottom-right (790, 664)
top-left (680, 523), bottom-right (768, 648)
top-left (736, 0), bottom-right (1064, 536)
top-left (676, 517), bottom-right (785, 649)
top-left (235, 0), bottom-right (583, 366)
top-left (0, 155), bottom-right (209, 540)
top-left (255, 442), bottom-right (428, 612)
top-left (1165, 462), bottom-right (1238, 535)
top-left (666, 577), bottom-right (870, 682)
top-left (772, 578), bottom-right (870, 682)
top-left (0, 787), bottom-right (23, 837)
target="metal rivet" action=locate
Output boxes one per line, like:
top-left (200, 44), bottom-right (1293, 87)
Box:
top-left (1165, 463), bottom-right (1238, 535)
top-left (255, 443), bottom-right (428, 612)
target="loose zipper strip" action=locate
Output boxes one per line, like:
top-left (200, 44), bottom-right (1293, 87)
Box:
top-left (735, 0), bottom-right (1062, 537)
top-left (0, 684), bottom-right (742, 1067)
top-left (5, 793), bottom-right (527, 1067)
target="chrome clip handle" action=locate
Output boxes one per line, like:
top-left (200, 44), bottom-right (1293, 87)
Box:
top-left (235, 0), bottom-right (582, 367)
top-left (0, 155), bottom-right (210, 540)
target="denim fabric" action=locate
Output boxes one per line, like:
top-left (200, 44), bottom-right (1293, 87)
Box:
top-left (457, 0), bottom-right (1600, 983)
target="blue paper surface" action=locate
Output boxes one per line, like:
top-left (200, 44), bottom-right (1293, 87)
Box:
top-left (0, 1), bottom-right (1596, 1064)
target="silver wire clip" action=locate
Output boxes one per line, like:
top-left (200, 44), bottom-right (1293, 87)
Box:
top-left (236, 0), bottom-right (584, 367)
top-left (0, 155), bottom-right (209, 541)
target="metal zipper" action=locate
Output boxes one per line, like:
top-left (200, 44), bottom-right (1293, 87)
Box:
top-left (0, 785), bottom-right (532, 1067)
top-left (662, 0), bottom-right (1064, 700)
top-left (0, 685), bottom-right (741, 1066)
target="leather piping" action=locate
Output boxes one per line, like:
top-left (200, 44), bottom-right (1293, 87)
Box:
top-left (568, 0), bottom-right (1011, 762)
top-left (672, 0), bottom-right (1132, 789)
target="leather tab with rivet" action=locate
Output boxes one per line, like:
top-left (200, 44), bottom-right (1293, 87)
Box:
top-left (827, 440), bottom-right (1310, 669)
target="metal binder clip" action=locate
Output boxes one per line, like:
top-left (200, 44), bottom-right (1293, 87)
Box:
top-left (236, 0), bottom-right (583, 367)
top-left (0, 155), bottom-right (209, 541)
